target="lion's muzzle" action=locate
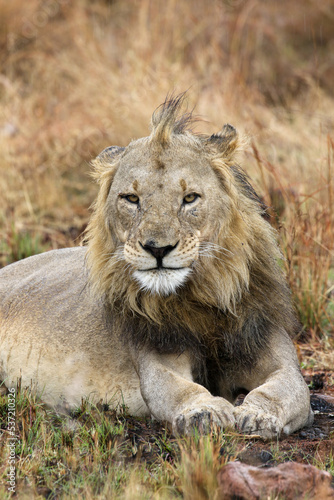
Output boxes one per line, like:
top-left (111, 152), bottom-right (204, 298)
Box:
top-left (140, 241), bottom-right (179, 269)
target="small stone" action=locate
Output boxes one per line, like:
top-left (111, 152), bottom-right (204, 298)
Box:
top-left (259, 450), bottom-right (273, 463)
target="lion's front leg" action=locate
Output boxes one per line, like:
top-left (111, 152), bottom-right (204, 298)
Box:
top-left (131, 347), bottom-right (235, 435)
top-left (233, 331), bottom-right (313, 439)
top-left (233, 372), bottom-right (313, 439)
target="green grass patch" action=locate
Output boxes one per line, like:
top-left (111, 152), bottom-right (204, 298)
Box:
top-left (0, 225), bottom-right (48, 266)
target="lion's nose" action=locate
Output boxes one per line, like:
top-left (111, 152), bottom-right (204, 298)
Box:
top-left (140, 241), bottom-right (178, 267)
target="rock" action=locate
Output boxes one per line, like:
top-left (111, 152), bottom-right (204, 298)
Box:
top-left (217, 461), bottom-right (334, 499)
top-left (311, 394), bottom-right (334, 414)
top-left (312, 393), bottom-right (334, 409)
top-left (236, 448), bottom-right (274, 467)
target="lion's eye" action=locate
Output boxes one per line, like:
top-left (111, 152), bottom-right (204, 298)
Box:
top-left (125, 194), bottom-right (139, 204)
top-left (183, 193), bottom-right (199, 204)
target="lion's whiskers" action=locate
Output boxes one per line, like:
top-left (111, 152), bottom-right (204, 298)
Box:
top-left (198, 241), bottom-right (234, 261)
top-left (200, 241), bottom-right (234, 255)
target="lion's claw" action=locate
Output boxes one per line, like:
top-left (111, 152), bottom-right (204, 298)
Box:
top-left (234, 406), bottom-right (282, 439)
top-left (173, 404), bottom-right (235, 436)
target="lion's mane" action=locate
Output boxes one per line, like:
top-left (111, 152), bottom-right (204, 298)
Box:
top-left (86, 95), bottom-right (297, 388)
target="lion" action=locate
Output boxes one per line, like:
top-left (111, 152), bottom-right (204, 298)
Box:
top-left (0, 94), bottom-right (313, 438)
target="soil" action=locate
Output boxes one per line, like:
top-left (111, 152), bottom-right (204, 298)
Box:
top-left (30, 369), bottom-right (334, 498)
top-left (121, 370), bottom-right (334, 469)
top-left (236, 371), bottom-right (334, 468)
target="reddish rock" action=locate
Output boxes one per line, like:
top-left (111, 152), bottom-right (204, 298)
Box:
top-left (218, 461), bottom-right (334, 500)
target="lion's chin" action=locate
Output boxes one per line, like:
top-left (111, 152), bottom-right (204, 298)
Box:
top-left (133, 268), bottom-right (191, 296)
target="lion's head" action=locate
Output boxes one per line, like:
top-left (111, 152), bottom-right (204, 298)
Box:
top-left (86, 94), bottom-right (296, 357)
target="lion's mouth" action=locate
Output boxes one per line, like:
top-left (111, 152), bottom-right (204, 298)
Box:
top-left (133, 267), bottom-right (191, 295)
top-left (137, 266), bottom-right (186, 272)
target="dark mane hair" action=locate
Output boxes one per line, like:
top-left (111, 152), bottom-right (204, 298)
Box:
top-left (86, 93), bottom-right (299, 391)
top-left (150, 92), bottom-right (198, 145)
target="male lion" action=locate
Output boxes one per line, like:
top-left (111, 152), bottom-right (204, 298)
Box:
top-left (0, 94), bottom-right (313, 439)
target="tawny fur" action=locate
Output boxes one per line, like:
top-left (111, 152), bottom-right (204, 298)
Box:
top-left (86, 95), bottom-right (296, 363)
top-left (0, 94), bottom-right (313, 438)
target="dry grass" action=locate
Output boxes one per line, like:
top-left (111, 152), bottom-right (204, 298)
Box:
top-left (0, 2), bottom-right (333, 355)
top-left (0, 0), bottom-right (333, 496)
top-left (0, 387), bottom-right (333, 499)
top-left (0, 387), bottom-right (238, 499)
top-left (1, 0), bottom-right (333, 344)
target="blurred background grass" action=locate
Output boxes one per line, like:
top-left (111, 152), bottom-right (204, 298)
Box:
top-left (0, 0), bottom-right (333, 346)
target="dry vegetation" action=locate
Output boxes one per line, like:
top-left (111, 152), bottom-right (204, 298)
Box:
top-left (0, 0), bottom-right (333, 497)
top-left (0, 0), bottom-right (333, 342)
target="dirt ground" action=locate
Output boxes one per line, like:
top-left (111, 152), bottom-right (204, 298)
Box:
top-left (229, 369), bottom-right (334, 468)
top-left (121, 370), bottom-right (334, 469)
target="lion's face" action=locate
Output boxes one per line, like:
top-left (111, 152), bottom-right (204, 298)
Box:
top-left (86, 95), bottom-right (294, 368)
top-left (106, 140), bottom-right (229, 295)
top-left (87, 96), bottom-right (272, 318)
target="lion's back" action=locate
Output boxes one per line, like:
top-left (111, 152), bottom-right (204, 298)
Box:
top-left (0, 247), bottom-right (86, 321)
top-left (0, 247), bottom-right (87, 285)
top-left (0, 247), bottom-right (108, 344)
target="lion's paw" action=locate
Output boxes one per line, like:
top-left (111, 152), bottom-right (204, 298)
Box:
top-left (234, 405), bottom-right (282, 439)
top-left (173, 403), bottom-right (235, 436)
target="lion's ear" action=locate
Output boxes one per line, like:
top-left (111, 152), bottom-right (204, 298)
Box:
top-left (96, 146), bottom-right (125, 161)
top-left (91, 146), bottom-right (124, 183)
top-left (207, 124), bottom-right (238, 158)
